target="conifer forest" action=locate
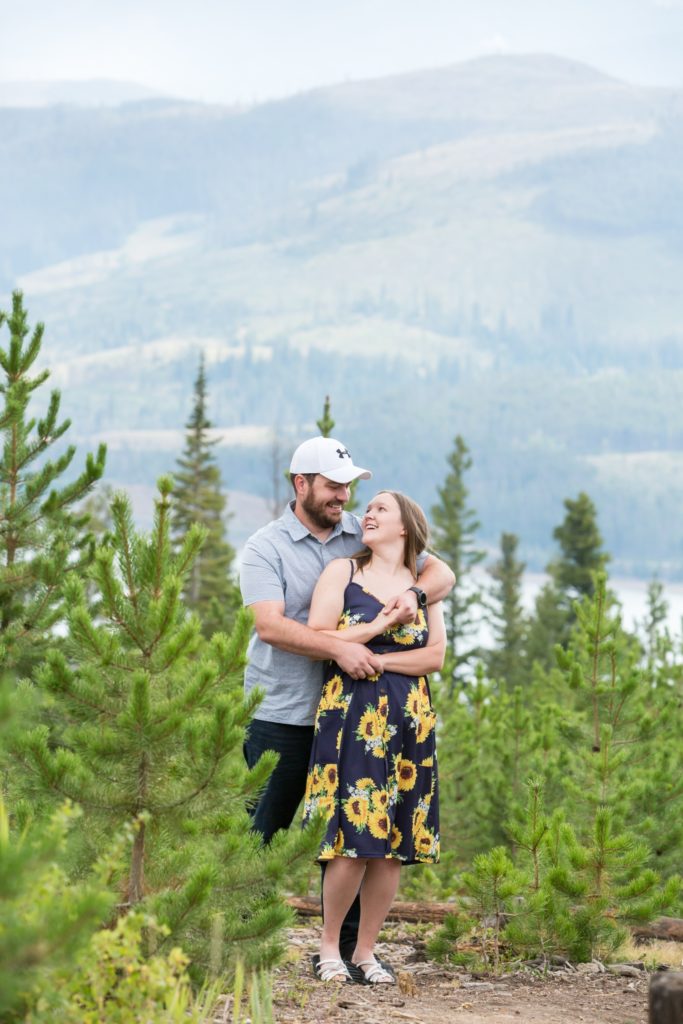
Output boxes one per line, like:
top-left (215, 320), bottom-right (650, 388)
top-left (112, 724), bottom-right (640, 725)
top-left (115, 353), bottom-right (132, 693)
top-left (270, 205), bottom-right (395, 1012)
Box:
top-left (1, 292), bottom-right (681, 1021)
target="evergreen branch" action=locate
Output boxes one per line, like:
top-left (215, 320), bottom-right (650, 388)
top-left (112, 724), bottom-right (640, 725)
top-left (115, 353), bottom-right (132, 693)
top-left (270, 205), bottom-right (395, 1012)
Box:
top-left (149, 711), bottom-right (229, 812)
top-left (152, 476), bottom-right (174, 598)
top-left (153, 663), bottom-right (217, 728)
top-left (36, 652), bottom-right (113, 719)
top-left (110, 492), bottom-right (141, 621)
top-left (38, 444), bottom-right (106, 519)
top-left (0, 566), bottom-right (37, 587)
top-left (23, 448), bottom-right (77, 513)
top-left (171, 522), bottom-right (206, 580)
top-left (94, 546), bottom-right (146, 649)
top-left (151, 864), bottom-right (215, 948)
top-left (12, 582), bottom-right (61, 640)
top-left (144, 575), bottom-right (183, 656)
top-left (154, 616), bottom-right (202, 673)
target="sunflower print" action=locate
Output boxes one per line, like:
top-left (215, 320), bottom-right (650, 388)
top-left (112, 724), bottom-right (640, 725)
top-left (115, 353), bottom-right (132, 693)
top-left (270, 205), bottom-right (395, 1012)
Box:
top-left (337, 610), bottom-right (365, 631)
top-left (303, 574), bottom-right (439, 865)
top-left (343, 791), bottom-right (370, 829)
top-left (384, 608), bottom-right (428, 646)
top-left (356, 703), bottom-right (397, 758)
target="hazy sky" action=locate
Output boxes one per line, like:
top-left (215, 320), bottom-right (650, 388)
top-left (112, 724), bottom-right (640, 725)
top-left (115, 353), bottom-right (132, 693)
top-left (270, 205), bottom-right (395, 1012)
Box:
top-left (2, 0), bottom-right (683, 103)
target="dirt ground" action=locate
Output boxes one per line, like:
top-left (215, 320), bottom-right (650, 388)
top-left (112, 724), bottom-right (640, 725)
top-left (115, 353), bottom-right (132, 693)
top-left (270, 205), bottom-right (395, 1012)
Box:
top-left (269, 922), bottom-right (666, 1024)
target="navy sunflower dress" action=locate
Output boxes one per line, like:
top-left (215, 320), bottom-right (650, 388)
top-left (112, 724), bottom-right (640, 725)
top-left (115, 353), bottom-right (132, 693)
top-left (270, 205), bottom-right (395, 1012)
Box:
top-left (303, 564), bottom-right (440, 865)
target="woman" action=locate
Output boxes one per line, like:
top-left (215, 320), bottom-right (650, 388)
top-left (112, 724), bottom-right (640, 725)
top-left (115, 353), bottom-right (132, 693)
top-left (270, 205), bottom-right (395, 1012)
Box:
top-left (303, 491), bottom-right (445, 984)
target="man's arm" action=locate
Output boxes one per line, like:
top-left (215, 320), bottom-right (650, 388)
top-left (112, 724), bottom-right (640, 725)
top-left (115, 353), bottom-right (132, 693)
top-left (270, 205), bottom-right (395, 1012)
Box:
top-left (240, 538), bottom-right (383, 679)
top-left (377, 602), bottom-right (446, 675)
top-left (417, 553), bottom-right (456, 603)
top-left (251, 601), bottom-right (382, 680)
top-left (383, 553), bottom-right (455, 624)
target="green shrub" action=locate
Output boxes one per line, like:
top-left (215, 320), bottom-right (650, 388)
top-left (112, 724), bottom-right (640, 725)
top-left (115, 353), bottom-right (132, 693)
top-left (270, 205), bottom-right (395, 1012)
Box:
top-left (28, 913), bottom-right (221, 1024)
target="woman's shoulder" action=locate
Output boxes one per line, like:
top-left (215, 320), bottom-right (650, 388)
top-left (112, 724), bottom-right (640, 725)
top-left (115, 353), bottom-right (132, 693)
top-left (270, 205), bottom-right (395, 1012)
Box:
top-left (319, 557), bottom-right (355, 582)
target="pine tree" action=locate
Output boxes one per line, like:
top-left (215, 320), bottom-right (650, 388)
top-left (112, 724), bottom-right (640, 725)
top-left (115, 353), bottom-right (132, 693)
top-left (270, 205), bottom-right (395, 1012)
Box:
top-left (316, 395), bottom-right (335, 438)
top-left (487, 532), bottom-right (527, 690)
top-left (16, 479), bottom-right (319, 973)
top-left (525, 582), bottom-right (567, 670)
top-left (424, 576), bottom-right (682, 963)
top-left (639, 577), bottom-right (669, 669)
top-left (549, 492), bottom-right (608, 600)
top-left (527, 492), bottom-right (608, 668)
top-left (0, 291), bottom-right (106, 670)
top-left (316, 394), bottom-right (358, 513)
top-left (459, 846), bottom-right (525, 972)
top-left (172, 355), bottom-right (239, 637)
top-left (430, 667), bottom-right (540, 875)
top-left (547, 574), bottom-right (681, 958)
top-left (431, 435), bottom-right (485, 688)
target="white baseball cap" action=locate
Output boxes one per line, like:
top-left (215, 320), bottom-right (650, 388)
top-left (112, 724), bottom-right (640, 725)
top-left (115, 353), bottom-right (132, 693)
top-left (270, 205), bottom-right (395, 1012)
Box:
top-left (290, 437), bottom-right (372, 485)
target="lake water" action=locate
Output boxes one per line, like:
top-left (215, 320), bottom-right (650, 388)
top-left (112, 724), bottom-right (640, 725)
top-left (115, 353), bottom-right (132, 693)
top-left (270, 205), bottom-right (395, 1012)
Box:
top-left (474, 570), bottom-right (683, 647)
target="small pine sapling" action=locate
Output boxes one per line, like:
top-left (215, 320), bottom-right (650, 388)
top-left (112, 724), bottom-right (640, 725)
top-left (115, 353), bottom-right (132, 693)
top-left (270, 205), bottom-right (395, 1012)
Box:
top-left (0, 291), bottom-right (106, 671)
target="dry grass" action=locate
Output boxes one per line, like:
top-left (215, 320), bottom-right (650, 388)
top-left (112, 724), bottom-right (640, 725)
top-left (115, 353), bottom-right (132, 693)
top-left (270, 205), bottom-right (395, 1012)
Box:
top-left (617, 938), bottom-right (683, 970)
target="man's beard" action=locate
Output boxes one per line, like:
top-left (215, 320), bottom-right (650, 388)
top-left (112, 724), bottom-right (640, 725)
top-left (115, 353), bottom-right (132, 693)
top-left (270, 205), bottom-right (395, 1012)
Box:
top-left (302, 489), bottom-right (343, 530)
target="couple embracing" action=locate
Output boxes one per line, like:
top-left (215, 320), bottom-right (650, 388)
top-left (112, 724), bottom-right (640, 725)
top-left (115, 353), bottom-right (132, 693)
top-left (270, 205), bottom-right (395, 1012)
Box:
top-left (240, 436), bottom-right (454, 985)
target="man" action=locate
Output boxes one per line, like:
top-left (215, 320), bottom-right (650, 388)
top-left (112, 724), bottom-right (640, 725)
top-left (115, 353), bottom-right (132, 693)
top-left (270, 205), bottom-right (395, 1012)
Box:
top-left (239, 435), bottom-right (455, 956)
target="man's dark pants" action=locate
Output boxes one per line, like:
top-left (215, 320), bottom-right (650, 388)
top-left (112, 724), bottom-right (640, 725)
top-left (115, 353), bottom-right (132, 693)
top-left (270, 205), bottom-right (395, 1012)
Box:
top-left (244, 718), bottom-right (360, 957)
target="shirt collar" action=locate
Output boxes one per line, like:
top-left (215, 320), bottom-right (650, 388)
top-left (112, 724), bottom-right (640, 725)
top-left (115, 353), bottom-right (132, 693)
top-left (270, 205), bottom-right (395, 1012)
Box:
top-left (282, 501), bottom-right (358, 542)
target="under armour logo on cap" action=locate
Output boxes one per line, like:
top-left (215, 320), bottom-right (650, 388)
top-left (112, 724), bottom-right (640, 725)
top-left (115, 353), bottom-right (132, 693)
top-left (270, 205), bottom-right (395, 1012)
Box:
top-left (289, 437), bottom-right (372, 484)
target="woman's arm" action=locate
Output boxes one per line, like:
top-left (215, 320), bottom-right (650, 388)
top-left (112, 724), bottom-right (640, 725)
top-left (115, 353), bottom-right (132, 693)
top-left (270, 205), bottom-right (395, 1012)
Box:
top-left (376, 602), bottom-right (447, 675)
top-left (308, 559), bottom-right (399, 643)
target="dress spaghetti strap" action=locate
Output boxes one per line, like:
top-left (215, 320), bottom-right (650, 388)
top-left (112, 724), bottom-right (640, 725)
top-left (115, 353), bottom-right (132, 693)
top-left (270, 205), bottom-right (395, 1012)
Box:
top-left (348, 559), bottom-right (355, 583)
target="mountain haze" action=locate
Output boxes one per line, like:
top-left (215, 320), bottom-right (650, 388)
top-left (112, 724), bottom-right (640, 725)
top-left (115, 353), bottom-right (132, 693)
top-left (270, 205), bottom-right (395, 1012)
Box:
top-left (2, 55), bottom-right (682, 574)
top-left (0, 79), bottom-right (165, 108)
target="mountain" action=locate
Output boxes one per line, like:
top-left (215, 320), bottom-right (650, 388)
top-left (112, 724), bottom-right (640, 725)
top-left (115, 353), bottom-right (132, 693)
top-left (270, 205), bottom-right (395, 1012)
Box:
top-left (0, 79), bottom-right (165, 108)
top-left (2, 55), bottom-right (682, 576)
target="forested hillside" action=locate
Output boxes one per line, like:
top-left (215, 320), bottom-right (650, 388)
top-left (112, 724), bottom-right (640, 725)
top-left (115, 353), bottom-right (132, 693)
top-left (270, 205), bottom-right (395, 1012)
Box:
top-left (3, 54), bottom-right (683, 573)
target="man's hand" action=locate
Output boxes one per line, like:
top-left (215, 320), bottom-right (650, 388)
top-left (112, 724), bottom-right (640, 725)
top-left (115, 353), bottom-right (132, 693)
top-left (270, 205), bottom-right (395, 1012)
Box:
top-left (383, 589), bottom-right (419, 626)
top-left (334, 642), bottom-right (384, 680)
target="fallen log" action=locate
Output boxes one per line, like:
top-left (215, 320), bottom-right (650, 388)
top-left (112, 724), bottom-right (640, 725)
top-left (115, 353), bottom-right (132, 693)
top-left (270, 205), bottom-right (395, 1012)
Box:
top-left (288, 897), bottom-right (683, 941)
top-left (287, 895), bottom-right (455, 923)
top-left (634, 918), bottom-right (683, 944)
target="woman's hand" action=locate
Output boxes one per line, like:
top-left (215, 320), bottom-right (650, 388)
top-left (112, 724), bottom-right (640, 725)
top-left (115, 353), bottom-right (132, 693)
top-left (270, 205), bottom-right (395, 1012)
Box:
top-left (382, 589), bottom-right (419, 625)
top-left (371, 605), bottom-right (406, 632)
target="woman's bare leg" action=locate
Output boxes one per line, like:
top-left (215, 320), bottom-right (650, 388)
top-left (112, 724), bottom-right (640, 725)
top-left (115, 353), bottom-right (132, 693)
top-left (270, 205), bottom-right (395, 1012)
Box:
top-left (353, 859), bottom-right (402, 975)
top-left (320, 857), bottom-right (367, 963)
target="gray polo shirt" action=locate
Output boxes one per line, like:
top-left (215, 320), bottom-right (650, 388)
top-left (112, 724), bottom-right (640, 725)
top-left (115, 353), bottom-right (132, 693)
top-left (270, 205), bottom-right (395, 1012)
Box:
top-left (240, 502), bottom-right (365, 726)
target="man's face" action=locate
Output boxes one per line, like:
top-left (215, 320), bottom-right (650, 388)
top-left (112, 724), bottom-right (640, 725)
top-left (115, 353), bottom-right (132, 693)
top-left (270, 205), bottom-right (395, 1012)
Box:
top-left (300, 475), bottom-right (351, 529)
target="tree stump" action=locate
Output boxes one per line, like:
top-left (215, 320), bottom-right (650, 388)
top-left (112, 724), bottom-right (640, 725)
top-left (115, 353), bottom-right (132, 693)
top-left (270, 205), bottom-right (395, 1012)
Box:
top-left (649, 972), bottom-right (683, 1023)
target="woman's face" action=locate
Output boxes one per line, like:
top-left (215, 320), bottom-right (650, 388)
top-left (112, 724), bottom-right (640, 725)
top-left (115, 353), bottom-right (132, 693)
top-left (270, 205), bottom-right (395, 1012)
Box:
top-left (361, 492), bottom-right (405, 545)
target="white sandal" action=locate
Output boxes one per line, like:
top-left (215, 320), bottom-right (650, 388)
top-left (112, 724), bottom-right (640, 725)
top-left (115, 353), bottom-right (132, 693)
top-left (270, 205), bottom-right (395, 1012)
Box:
top-left (313, 957), bottom-right (352, 983)
top-left (352, 958), bottom-right (396, 985)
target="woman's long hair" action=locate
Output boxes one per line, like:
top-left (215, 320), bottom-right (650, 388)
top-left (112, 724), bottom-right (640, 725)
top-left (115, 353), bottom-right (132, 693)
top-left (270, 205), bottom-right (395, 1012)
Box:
top-left (354, 491), bottom-right (429, 580)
